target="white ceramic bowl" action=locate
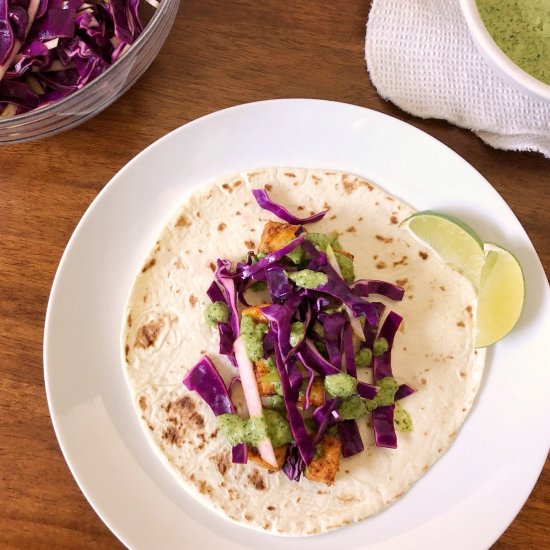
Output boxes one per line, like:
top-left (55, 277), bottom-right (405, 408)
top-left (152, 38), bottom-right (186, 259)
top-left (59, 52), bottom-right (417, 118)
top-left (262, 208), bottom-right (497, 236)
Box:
top-left (459, 0), bottom-right (550, 102)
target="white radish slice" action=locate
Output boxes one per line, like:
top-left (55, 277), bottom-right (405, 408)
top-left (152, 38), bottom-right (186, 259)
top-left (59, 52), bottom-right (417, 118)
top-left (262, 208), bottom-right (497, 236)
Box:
top-left (233, 337), bottom-right (277, 467)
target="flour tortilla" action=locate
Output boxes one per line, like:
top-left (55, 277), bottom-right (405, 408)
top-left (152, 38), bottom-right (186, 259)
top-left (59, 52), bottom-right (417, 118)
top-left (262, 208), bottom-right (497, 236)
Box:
top-left (122, 168), bottom-right (486, 536)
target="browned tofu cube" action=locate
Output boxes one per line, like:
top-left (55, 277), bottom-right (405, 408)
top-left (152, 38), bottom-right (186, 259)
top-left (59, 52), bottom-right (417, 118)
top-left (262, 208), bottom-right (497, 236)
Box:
top-left (248, 445), bottom-right (288, 472)
top-left (254, 358), bottom-right (277, 396)
top-left (304, 435), bottom-right (341, 486)
top-left (241, 305), bottom-right (268, 323)
top-left (297, 377), bottom-right (325, 409)
top-left (259, 221), bottom-right (301, 254)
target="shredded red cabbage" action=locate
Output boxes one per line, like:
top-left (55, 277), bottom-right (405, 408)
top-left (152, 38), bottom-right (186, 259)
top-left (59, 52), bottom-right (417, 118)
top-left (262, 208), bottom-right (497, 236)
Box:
top-left (356, 380), bottom-right (378, 400)
top-left (231, 443), bottom-right (248, 464)
top-left (262, 325), bottom-right (276, 357)
top-left (217, 323), bottom-right (236, 358)
top-left (206, 281), bottom-right (236, 362)
top-left (319, 312), bottom-right (347, 368)
top-left (206, 280), bottom-right (225, 303)
top-left (362, 301), bottom-right (386, 348)
top-left (182, 356), bottom-right (235, 416)
top-left (338, 420), bottom-right (364, 458)
top-left (395, 383), bottom-right (416, 401)
top-left (262, 299), bottom-right (301, 359)
top-left (240, 234), bottom-right (305, 278)
top-left (302, 246), bottom-right (380, 327)
top-left (373, 310), bottom-right (402, 381)
top-left (297, 338), bottom-right (342, 376)
top-left (0, 0), bottom-right (158, 116)
top-left (341, 322), bottom-right (356, 377)
top-left (313, 397), bottom-right (341, 443)
top-left (282, 443), bottom-right (304, 482)
top-left (302, 362), bottom-right (315, 410)
top-left (184, 190), bottom-right (416, 477)
top-left (265, 265), bottom-right (294, 299)
top-left (372, 405), bottom-right (397, 449)
top-left (317, 273), bottom-right (380, 327)
top-left (313, 296), bottom-right (330, 313)
top-left (252, 188), bottom-right (327, 225)
top-left (182, 356), bottom-right (248, 462)
top-left (0, 1), bottom-right (16, 66)
top-left (352, 279), bottom-right (405, 301)
top-left (273, 347), bottom-right (316, 465)
top-left (371, 310), bottom-right (403, 448)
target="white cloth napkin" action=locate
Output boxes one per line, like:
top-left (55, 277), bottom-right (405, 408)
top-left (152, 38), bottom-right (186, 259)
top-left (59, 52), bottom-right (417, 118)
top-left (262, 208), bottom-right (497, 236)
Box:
top-left (365, 0), bottom-right (550, 157)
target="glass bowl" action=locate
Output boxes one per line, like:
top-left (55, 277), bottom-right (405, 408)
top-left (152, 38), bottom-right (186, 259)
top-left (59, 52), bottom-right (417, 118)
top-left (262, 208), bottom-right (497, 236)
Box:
top-left (0, 0), bottom-right (180, 144)
top-left (459, 0), bottom-right (550, 102)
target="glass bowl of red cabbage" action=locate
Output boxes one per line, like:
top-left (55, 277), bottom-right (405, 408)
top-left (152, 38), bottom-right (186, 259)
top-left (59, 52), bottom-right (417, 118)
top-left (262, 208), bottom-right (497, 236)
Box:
top-left (0, 0), bottom-right (179, 143)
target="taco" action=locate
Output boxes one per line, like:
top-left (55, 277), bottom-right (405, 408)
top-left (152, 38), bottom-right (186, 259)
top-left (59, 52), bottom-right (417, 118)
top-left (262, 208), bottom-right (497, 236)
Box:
top-left (122, 168), bottom-right (486, 535)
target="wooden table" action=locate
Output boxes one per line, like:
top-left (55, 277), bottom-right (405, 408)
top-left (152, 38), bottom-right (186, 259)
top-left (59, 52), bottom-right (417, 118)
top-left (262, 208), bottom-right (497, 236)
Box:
top-left (1, 1), bottom-right (548, 548)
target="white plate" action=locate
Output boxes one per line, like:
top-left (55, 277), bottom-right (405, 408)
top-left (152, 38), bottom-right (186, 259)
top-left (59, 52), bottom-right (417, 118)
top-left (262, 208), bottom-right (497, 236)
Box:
top-left (44, 99), bottom-right (550, 550)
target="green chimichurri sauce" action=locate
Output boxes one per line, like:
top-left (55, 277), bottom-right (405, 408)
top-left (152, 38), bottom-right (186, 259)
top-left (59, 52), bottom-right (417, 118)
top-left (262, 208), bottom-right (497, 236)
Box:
top-left (324, 372), bottom-right (358, 398)
top-left (394, 403), bottom-right (413, 432)
top-left (373, 337), bottom-right (389, 356)
top-left (334, 250), bottom-right (355, 284)
top-left (286, 245), bottom-right (305, 265)
top-left (263, 394), bottom-right (285, 412)
top-left (338, 396), bottom-right (367, 420)
top-left (204, 301), bottom-right (229, 326)
top-left (305, 232), bottom-right (343, 252)
top-left (288, 269), bottom-right (328, 289)
top-left (217, 409), bottom-right (292, 448)
top-left (477, 0), bottom-right (550, 85)
top-left (305, 232), bottom-right (330, 251)
top-left (290, 321), bottom-right (305, 347)
top-left (365, 376), bottom-right (399, 411)
top-left (240, 314), bottom-right (268, 361)
top-left (355, 347), bottom-right (373, 368)
top-left (259, 355), bottom-right (283, 396)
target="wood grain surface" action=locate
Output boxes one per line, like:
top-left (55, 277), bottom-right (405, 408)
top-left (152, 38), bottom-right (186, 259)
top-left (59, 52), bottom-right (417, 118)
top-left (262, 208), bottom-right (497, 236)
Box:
top-left (0, 1), bottom-right (548, 548)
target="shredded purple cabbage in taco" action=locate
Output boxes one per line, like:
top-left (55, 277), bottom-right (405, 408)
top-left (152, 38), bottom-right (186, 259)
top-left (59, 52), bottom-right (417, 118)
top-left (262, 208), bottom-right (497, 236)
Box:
top-left (252, 188), bottom-right (327, 225)
top-left (184, 187), bottom-right (415, 485)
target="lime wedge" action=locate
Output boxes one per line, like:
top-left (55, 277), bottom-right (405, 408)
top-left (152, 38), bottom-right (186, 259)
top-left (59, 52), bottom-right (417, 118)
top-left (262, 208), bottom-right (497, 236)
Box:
top-left (475, 243), bottom-right (524, 348)
top-left (402, 211), bottom-right (485, 288)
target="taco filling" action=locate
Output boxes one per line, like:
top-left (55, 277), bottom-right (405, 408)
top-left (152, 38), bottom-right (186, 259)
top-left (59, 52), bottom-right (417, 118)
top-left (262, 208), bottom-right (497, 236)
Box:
top-left (184, 190), bottom-right (415, 484)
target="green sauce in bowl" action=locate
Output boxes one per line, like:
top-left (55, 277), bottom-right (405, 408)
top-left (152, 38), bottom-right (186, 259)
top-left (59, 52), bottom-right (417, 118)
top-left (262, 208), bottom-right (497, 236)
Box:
top-left (477, 0), bottom-right (550, 85)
